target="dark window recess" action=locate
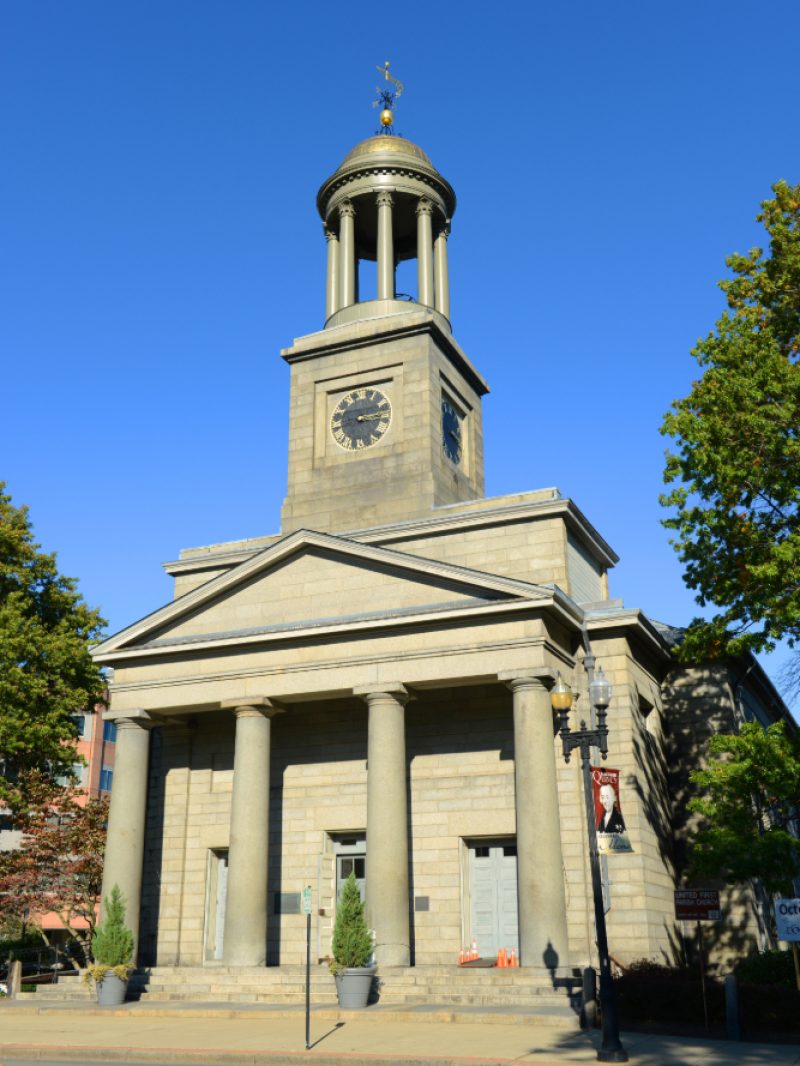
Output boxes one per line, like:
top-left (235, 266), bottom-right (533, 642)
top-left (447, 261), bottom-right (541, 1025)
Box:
top-left (339, 856), bottom-right (365, 879)
top-left (503, 845), bottom-right (517, 857)
top-left (414, 896), bottom-right (430, 911)
top-left (99, 768), bottom-right (113, 792)
top-left (474, 846), bottom-right (490, 858)
top-left (103, 720), bottom-right (117, 742)
top-left (73, 716), bottom-right (86, 737)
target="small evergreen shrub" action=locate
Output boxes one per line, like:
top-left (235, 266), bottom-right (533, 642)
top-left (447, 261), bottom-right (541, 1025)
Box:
top-left (83, 885), bottom-right (134, 984)
top-left (330, 872), bottom-right (373, 974)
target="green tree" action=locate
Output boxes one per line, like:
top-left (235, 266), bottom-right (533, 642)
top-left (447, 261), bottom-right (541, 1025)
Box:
top-left (331, 872), bottom-right (373, 972)
top-left (660, 181), bottom-right (800, 662)
top-left (91, 884), bottom-right (134, 968)
top-left (0, 483), bottom-right (106, 804)
top-left (688, 721), bottom-right (800, 896)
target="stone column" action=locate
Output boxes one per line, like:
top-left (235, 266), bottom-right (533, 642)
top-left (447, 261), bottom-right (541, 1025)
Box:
top-left (221, 699), bottom-right (281, 966)
top-left (504, 675), bottom-right (570, 970)
top-left (433, 224), bottom-right (450, 319)
top-left (324, 225), bottom-right (339, 319)
top-left (416, 198), bottom-right (434, 307)
top-left (338, 200), bottom-right (356, 309)
top-left (355, 683), bottom-right (410, 967)
top-left (376, 191), bottom-right (395, 300)
top-left (101, 713), bottom-right (153, 960)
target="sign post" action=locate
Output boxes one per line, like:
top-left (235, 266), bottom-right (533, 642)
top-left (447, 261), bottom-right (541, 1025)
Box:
top-left (674, 890), bottom-right (721, 1030)
top-left (774, 898), bottom-right (800, 991)
top-left (303, 885), bottom-right (312, 1049)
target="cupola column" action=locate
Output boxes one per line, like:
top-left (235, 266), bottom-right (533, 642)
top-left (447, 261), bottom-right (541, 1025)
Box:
top-left (433, 223), bottom-right (450, 320)
top-left (376, 191), bottom-right (395, 300)
top-left (324, 225), bottom-right (340, 319)
top-left (338, 201), bottom-right (357, 309)
top-left (416, 198), bottom-right (434, 307)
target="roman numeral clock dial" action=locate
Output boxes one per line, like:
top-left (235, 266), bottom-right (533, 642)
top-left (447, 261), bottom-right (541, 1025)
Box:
top-left (331, 388), bottom-right (392, 451)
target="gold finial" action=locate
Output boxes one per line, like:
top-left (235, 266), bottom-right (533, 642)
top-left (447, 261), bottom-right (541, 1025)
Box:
top-left (372, 60), bottom-right (404, 135)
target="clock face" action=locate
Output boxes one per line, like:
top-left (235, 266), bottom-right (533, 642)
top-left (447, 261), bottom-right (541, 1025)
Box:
top-left (441, 397), bottom-right (462, 464)
top-left (331, 388), bottom-right (392, 451)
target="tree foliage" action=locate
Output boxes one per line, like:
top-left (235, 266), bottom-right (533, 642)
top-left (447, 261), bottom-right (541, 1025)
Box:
top-left (688, 721), bottom-right (800, 895)
top-left (0, 774), bottom-right (108, 955)
top-left (91, 884), bottom-right (134, 968)
top-left (0, 483), bottom-right (105, 802)
top-left (661, 181), bottom-right (800, 661)
top-left (331, 872), bottom-right (373, 971)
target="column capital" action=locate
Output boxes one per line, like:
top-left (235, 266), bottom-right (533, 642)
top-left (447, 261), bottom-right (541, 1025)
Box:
top-left (339, 199), bottom-right (356, 219)
top-left (106, 710), bottom-right (160, 731)
top-left (416, 197), bottom-right (434, 217)
top-left (498, 668), bottom-right (558, 693)
top-left (353, 682), bottom-right (409, 706)
top-left (323, 224), bottom-right (338, 242)
top-left (221, 696), bottom-right (284, 719)
top-left (376, 190), bottom-right (394, 208)
top-left (435, 221), bottom-right (451, 240)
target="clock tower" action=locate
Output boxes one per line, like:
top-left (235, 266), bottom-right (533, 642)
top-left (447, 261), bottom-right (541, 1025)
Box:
top-left (280, 133), bottom-right (489, 534)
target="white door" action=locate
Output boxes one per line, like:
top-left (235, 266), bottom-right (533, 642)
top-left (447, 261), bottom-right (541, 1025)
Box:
top-left (468, 841), bottom-right (519, 958)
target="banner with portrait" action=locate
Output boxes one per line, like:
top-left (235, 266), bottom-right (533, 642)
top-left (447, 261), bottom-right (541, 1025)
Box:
top-left (591, 766), bottom-right (633, 853)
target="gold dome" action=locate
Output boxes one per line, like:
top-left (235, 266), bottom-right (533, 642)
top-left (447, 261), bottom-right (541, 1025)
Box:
top-left (339, 135), bottom-right (434, 169)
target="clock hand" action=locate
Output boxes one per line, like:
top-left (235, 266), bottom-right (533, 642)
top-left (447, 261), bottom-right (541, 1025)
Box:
top-left (357, 412), bottom-right (384, 422)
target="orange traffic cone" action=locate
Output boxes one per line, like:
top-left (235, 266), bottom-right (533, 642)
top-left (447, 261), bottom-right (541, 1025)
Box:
top-left (471, 940), bottom-right (478, 960)
top-left (495, 949), bottom-right (502, 967)
top-left (459, 947), bottom-right (466, 965)
top-left (501, 948), bottom-right (508, 968)
top-left (509, 948), bottom-right (518, 968)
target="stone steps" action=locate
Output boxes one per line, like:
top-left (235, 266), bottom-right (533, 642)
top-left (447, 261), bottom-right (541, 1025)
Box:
top-left (35, 966), bottom-right (581, 1013)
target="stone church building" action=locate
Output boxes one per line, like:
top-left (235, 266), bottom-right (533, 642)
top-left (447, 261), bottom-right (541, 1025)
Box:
top-left (93, 129), bottom-right (787, 999)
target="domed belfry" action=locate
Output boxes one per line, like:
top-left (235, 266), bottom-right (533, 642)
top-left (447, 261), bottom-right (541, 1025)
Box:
top-left (281, 130), bottom-right (488, 533)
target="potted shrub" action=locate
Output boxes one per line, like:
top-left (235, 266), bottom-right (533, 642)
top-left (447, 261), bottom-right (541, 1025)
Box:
top-left (329, 871), bottom-right (375, 1008)
top-left (83, 885), bottom-right (134, 1006)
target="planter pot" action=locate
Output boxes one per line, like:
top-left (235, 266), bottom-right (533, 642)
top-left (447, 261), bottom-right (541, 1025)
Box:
top-left (96, 973), bottom-right (127, 1006)
top-left (335, 966), bottom-right (376, 1008)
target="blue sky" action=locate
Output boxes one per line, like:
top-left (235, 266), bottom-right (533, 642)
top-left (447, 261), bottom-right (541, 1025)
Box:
top-left (2, 2), bottom-right (798, 711)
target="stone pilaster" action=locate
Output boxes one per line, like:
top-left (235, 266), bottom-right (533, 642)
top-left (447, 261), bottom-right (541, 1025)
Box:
top-left (355, 683), bottom-right (410, 967)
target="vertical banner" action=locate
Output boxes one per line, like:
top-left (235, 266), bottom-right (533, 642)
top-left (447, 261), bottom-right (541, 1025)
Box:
top-left (591, 766), bottom-right (633, 853)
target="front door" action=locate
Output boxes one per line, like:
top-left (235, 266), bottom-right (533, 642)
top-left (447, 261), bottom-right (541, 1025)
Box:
top-left (468, 840), bottom-right (519, 958)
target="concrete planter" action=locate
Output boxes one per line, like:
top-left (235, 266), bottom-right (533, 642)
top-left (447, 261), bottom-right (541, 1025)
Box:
top-left (335, 966), bottom-right (376, 1008)
top-left (96, 973), bottom-right (127, 1006)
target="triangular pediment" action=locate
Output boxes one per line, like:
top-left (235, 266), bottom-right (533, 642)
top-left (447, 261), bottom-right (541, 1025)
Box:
top-left (95, 529), bottom-right (554, 657)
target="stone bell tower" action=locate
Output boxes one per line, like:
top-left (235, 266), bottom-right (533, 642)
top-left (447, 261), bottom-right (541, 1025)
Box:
top-left (280, 102), bottom-right (489, 534)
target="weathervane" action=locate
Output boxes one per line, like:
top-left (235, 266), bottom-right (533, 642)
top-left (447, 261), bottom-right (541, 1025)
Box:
top-left (373, 60), bottom-right (404, 135)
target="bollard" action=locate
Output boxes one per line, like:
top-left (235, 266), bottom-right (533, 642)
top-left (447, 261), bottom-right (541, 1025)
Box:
top-left (581, 965), bottom-right (598, 1029)
top-left (725, 974), bottom-right (741, 1041)
top-left (8, 959), bottom-right (22, 998)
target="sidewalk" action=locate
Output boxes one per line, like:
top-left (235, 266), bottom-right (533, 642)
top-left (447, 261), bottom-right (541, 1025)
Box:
top-left (1, 1001), bottom-right (799, 1066)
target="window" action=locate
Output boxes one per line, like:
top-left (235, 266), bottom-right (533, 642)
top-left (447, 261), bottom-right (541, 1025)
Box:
top-left (103, 720), bottom-right (117, 742)
top-left (99, 767), bottom-right (113, 792)
top-left (72, 715), bottom-right (87, 738)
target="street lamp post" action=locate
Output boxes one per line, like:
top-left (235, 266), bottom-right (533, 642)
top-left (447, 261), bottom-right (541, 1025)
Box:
top-left (551, 661), bottom-right (628, 1063)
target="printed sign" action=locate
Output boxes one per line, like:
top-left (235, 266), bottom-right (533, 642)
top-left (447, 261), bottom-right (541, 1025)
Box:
top-left (591, 766), bottom-right (633, 853)
top-left (302, 885), bottom-right (312, 916)
top-left (775, 899), bottom-right (800, 942)
top-left (674, 889), bottom-right (721, 921)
